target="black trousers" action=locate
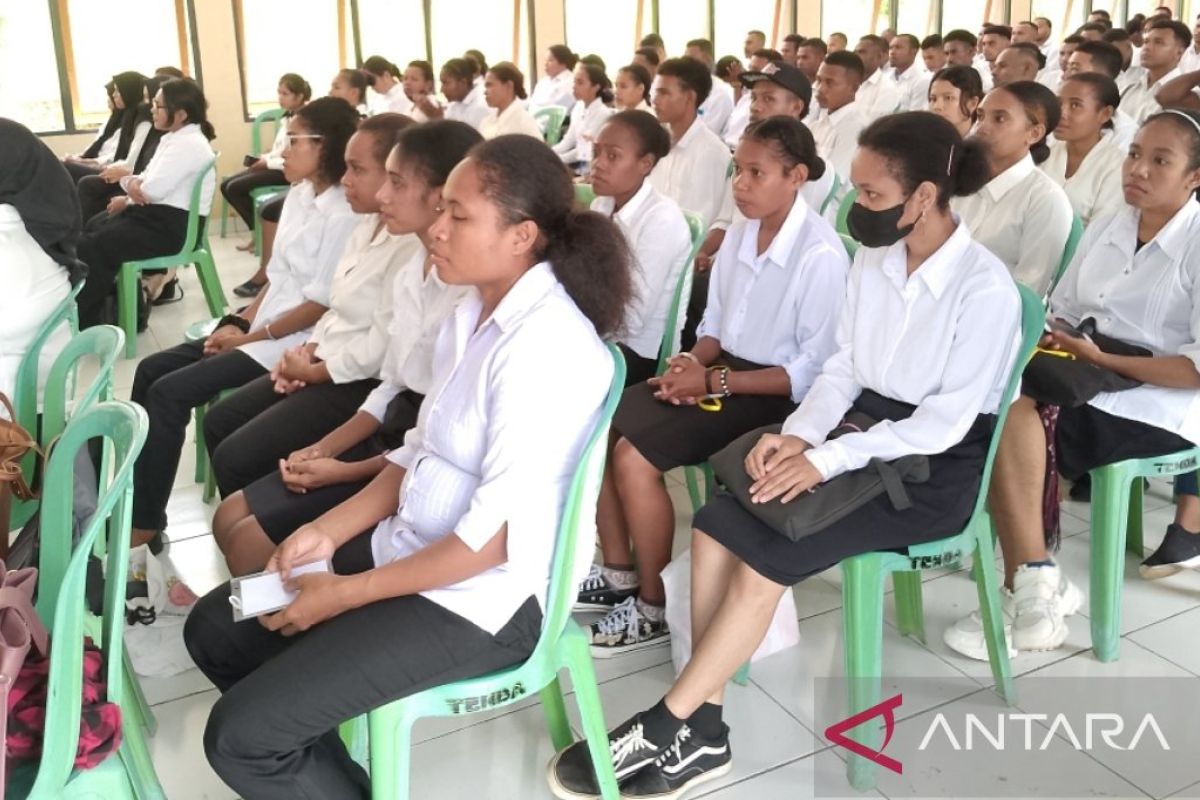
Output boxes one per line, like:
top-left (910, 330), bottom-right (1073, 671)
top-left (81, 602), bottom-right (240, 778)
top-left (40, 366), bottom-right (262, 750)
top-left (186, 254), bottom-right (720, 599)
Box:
top-left (183, 533), bottom-right (543, 800)
top-left (220, 167), bottom-right (288, 229)
top-left (75, 204), bottom-right (192, 329)
top-left (76, 175), bottom-right (125, 224)
top-left (130, 340), bottom-right (266, 531)
top-left (205, 375), bottom-right (381, 498)
top-left (64, 160), bottom-right (102, 184)
top-left (260, 191), bottom-right (288, 224)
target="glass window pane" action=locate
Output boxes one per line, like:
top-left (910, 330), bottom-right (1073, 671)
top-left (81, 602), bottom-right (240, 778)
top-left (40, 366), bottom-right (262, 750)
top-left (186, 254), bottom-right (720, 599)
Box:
top-left (356, 0), bottom-right (427, 69)
top-left (429, 0), bottom-right (519, 80)
top-left (941, 0), bottom-right (1006, 34)
top-left (658, 0), bottom-right (708, 59)
top-left (67, 0), bottom-right (193, 126)
top-left (1031, 0), bottom-right (1085, 38)
top-left (897, 0), bottom-right (939, 38)
top-left (0, 2), bottom-right (64, 132)
top-left (822, 0), bottom-right (892, 39)
top-left (715, 0), bottom-right (777, 58)
top-left (240, 0), bottom-right (342, 116)
top-left (566, 0), bottom-right (639, 73)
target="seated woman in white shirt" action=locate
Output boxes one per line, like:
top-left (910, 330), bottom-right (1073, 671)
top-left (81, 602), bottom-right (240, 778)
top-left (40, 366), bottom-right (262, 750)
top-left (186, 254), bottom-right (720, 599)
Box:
top-left (1042, 73), bottom-right (1125, 225)
top-left (74, 78), bottom-right (217, 329)
top-left (62, 72), bottom-right (151, 185)
top-left (550, 111), bottom-right (1021, 799)
top-left (362, 55), bottom-right (412, 116)
top-left (613, 63), bottom-right (653, 113)
top-left (0, 119), bottom-right (77, 412)
top-left (329, 68), bottom-right (369, 117)
top-left (584, 117), bottom-right (849, 656)
top-left (126, 97), bottom-right (362, 553)
top-left (529, 45), bottom-right (579, 113)
top-left (202, 114), bottom-right (413, 498)
top-left (414, 58), bottom-right (489, 131)
top-left (590, 110), bottom-right (693, 386)
top-left (183, 133), bottom-right (630, 799)
top-left (402, 60), bottom-right (440, 122)
top-left (553, 63), bottom-right (615, 169)
top-left (479, 63), bottom-right (542, 139)
top-left (945, 110), bottom-right (1200, 660)
top-left (209, 120), bottom-right (482, 577)
top-left (952, 80), bottom-right (1073, 295)
top-left (927, 65), bottom-right (985, 137)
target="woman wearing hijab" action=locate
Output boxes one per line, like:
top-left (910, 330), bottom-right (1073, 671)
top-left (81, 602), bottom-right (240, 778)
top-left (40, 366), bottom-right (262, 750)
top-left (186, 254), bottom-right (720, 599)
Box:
top-left (63, 72), bottom-right (151, 185)
top-left (0, 119), bottom-right (81, 416)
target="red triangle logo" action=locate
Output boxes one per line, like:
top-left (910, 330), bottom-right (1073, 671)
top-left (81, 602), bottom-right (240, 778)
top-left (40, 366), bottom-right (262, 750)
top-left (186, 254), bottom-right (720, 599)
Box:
top-left (824, 693), bottom-right (904, 774)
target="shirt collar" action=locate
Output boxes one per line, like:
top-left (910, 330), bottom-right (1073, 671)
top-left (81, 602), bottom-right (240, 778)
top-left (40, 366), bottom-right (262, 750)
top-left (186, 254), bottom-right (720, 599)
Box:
top-left (984, 153), bottom-right (1035, 202)
top-left (675, 116), bottom-right (705, 150)
top-left (863, 69), bottom-right (883, 88)
top-left (1148, 66), bottom-right (1181, 90)
top-left (612, 182), bottom-right (654, 225)
top-left (827, 101), bottom-right (860, 124)
top-left (473, 261), bottom-right (560, 334)
top-left (737, 193), bottom-right (811, 270)
top-left (880, 217), bottom-right (973, 299)
top-left (1144, 198), bottom-right (1200, 260)
top-left (311, 182), bottom-right (346, 212)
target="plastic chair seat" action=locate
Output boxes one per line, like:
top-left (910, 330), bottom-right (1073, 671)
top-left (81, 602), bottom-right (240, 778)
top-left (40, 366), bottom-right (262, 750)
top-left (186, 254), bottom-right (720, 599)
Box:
top-left (534, 107), bottom-right (567, 146)
top-left (1088, 448), bottom-right (1200, 662)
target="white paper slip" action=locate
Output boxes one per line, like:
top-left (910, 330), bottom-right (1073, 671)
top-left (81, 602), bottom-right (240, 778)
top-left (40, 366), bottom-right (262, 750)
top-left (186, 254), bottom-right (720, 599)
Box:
top-left (228, 560), bottom-right (331, 622)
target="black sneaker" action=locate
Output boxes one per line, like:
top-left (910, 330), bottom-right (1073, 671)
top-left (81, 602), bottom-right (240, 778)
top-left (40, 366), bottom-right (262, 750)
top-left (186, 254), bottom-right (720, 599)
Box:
top-left (588, 597), bottom-right (669, 658)
top-left (576, 564), bottom-right (638, 611)
top-left (546, 712), bottom-right (673, 800)
top-left (233, 279), bottom-right (266, 298)
top-left (620, 723), bottom-right (733, 799)
top-left (1140, 523), bottom-right (1200, 579)
top-left (1068, 474), bottom-right (1091, 503)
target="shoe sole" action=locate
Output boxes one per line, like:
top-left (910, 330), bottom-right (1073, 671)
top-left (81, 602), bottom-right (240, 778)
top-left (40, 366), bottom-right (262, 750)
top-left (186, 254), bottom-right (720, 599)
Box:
top-left (621, 760), bottom-right (733, 800)
top-left (545, 751), bottom-right (601, 800)
top-left (1139, 553), bottom-right (1200, 581)
top-left (590, 634), bottom-right (671, 659)
top-left (1013, 619), bottom-right (1069, 652)
top-left (574, 600), bottom-right (632, 612)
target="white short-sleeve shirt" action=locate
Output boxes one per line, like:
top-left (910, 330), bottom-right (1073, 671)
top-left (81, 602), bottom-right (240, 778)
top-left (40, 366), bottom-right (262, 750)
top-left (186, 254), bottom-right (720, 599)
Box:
top-left (1040, 137), bottom-right (1126, 227)
top-left (648, 116), bottom-right (733, 229)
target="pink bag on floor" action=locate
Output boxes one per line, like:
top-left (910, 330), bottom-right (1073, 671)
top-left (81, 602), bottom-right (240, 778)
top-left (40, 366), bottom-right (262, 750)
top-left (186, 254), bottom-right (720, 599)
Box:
top-left (1, 559), bottom-right (47, 798)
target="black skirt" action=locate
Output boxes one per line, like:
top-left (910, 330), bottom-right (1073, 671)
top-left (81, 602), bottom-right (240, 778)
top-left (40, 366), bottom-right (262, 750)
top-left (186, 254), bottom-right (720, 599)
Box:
top-left (696, 391), bottom-right (995, 587)
top-left (619, 342), bottom-right (659, 388)
top-left (613, 351), bottom-right (796, 472)
top-left (1054, 403), bottom-right (1192, 481)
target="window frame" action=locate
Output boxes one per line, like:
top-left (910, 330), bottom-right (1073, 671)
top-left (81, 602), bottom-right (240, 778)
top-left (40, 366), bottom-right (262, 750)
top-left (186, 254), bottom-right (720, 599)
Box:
top-left (35, 0), bottom-right (201, 136)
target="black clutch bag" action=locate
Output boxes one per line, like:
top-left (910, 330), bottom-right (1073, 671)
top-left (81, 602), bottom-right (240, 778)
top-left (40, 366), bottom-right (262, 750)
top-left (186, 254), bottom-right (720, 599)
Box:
top-left (1022, 318), bottom-right (1151, 408)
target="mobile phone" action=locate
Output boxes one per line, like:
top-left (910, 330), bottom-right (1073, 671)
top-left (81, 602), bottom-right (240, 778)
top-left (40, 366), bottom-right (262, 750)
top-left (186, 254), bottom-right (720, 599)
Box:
top-left (243, 154), bottom-right (258, 168)
top-left (228, 560), bottom-right (330, 621)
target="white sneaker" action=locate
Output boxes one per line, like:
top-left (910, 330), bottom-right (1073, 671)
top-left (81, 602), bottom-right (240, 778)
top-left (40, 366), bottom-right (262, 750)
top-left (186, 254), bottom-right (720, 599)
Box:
top-left (1011, 564), bottom-right (1077, 652)
top-left (943, 568), bottom-right (1084, 661)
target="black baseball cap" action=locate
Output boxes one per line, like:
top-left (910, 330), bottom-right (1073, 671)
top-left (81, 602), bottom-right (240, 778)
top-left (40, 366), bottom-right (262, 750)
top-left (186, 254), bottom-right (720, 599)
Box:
top-left (740, 60), bottom-right (813, 108)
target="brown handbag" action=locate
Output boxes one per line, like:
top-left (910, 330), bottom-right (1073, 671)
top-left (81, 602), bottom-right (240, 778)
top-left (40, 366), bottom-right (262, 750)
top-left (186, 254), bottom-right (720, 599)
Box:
top-left (1, 393), bottom-right (41, 560)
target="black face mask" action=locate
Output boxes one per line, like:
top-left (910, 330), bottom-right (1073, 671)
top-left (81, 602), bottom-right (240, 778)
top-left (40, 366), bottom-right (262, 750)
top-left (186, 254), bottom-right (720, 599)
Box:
top-left (846, 200), bottom-right (916, 248)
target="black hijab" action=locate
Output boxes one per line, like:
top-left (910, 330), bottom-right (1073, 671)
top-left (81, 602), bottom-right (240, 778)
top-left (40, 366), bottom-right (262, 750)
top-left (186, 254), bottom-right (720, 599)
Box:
top-left (111, 71), bottom-right (149, 161)
top-left (80, 80), bottom-right (120, 160)
top-left (0, 118), bottom-right (84, 281)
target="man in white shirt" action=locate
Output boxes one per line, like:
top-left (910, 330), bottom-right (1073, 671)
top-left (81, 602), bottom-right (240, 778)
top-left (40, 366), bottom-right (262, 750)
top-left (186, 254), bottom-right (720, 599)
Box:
top-left (853, 35), bottom-right (902, 119)
top-left (686, 38), bottom-right (735, 135)
top-left (809, 51), bottom-right (868, 182)
top-left (993, 42), bottom-right (1044, 87)
top-left (780, 33), bottom-right (804, 67)
top-left (797, 38), bottom-right (827, 118)
top-left (1181, 15), bottom-right (1200, 73)
top-left (1039, 34), bottom-right (1083, 93)
top-left (1034, 16), bottom-right (1059, 67)
top-left (723, 49), bottom-right (778, 148)
top-left (743, 30), bottom-right (766, 64)
top-left (889, 33), bottom-right (930, 111)
top-left (921, 34), bottom-right (947, 73)
top-left (979, 24), bottom-right (1012, 76)
top-left (1102, 29), bottom-right (1142, 95)
top-left (1120, 18), bottom-right (1190, 123)
top-left (945, 29), bottom-right (993, 91)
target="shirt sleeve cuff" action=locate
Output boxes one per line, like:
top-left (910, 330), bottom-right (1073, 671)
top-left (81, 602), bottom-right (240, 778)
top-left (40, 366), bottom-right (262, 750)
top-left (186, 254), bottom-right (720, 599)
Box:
top-left (360, 384), bottom-right (400, 422)
top-left (387, 444), bottom-right (416, 470)
top-left (803, 442), bottom-right (847, 482)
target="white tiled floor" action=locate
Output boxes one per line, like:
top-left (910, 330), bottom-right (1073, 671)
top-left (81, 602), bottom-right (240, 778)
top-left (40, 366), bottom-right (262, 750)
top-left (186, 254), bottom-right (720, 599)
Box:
top-left (129, 235), bottom-right (1200, 800)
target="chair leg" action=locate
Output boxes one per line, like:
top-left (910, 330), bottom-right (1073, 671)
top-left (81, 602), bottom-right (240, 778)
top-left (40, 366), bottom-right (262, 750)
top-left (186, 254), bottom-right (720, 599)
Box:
top-left (1126, 478), bottom-right (1144, 557)
top-left (685, 467), bottom-right (704, 513)
top-left (840, 554), bottom-right (887, 792)
top-left (972, 521), bottom-right (1015, 704)
top-left (892, 571), bottom-right (925, 642)
top-left (219, 195), bottom-right (229, 238)
top-left (193, 405), bottom-right (208, 484)
top-left (194, 251), bottom-right (227, 316)
top-left (117, 264), bottom-right (139, 359)
top-left (124, 649), bottom-right (157, 735)
top-left (117, 721), bottom-right (167, 800)
top-left (539, 676), bottom-right (573, 752)
top-left (1090, 466), bottom-right (1131, 663)
top-left (369, 705), bottom-right (413, 800)
top-left (563, 634), bottom-right (621, 800)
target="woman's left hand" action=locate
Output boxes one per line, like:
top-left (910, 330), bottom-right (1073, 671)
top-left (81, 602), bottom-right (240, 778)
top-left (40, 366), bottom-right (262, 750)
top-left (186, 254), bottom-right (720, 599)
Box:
top-left (749, 453), bottom-right (823, 504)
top-left (126, 179), bottom-right (148, 205)
top-left (259, 572), bottom-right (353, 636)
top-left (1041, 329), bottom-right (1104, 365)
top-left (649, 359), bottom-right (708, 404)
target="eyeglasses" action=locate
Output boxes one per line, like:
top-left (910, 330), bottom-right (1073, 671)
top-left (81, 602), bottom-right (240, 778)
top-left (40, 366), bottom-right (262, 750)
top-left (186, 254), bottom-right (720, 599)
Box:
top-left (286, 133), bottom-right (324, 145)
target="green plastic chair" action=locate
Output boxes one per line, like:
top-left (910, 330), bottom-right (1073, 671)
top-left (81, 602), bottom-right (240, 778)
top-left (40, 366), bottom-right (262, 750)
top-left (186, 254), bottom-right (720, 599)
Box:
top-left (4, 400), bottom-right (165, 800)
top-left (343, 344), bottom-right (627, 800)
top-left (836, 283), bottom-right (1044, 791)
top-left (117, 155), bottom-right (227, 358)
top-left (219, 108), bottom-right (287, 238)
top-left (573, 182), bottom-right (596, 207)
top-left (534, 106), bottom-right (567, 146)
top-left (182, 317), bottom-right (226, 502)
top-left (249, 185), bottom-right (289, 258)
top-left (656, 211), bottom-right (705, 374)
top-left (1047, 213), bottom-right (1084, 297)
top-left (820, 173), bottom-right (843, 217)
top-left (835, 188), bottom-right (859, 237)
top-left (1088, 449), bottom-right (1200, 662)
top-left (838, 233), bottom-right (860, 260)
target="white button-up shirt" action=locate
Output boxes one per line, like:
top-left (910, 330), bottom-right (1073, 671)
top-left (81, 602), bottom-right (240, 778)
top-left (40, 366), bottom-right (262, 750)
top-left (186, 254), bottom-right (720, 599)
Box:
top-left (262, 116), bottom-right (290, 170)
top-left (479, 101), bottom-right (543, 140)
top-left (239, 182), bottom-right (360, 367)
top-left (1038, 66), bottom-right (1063, 93)
top-left (373, 262), bottom-right (612, 634)
top-left (722, 91), bottom-right (752, 150)
top-left (308, 216), bottom-right (413, 383)
top-left (1040, 137), bottom-right (1126, 227)
top-left (699, 79), bottom-right (735, 135)
top-left (445, 84), bottom-right (490, 130)
top-left (784, 220), bottom-right (1021, 481)
top-left (1181, 44), bottom-right (1200, 74)
top-left (1120, 66), bottom-right (1182, 124)
top-left (649, 116), bottom-right (732, 229)
top-left (592, 182), bottom-right (693, 360)
top-left (359, 241), bottom-right (469, 420)
top-left (951, 153), bottom-right (1073, 295)
top-left (696, 196), bottom-right (849, 401)
top-left (856, 68), bottom-right (903, 119)
top-left (1108, 109), bottom-right (1138, 152)
top-left (1051, 199), bottom-right (1200, 444)
top-left (807, 101), bottom-right (868, 182)
top-left (711, 164), bottom-right (844, 232)
top-left (893, 65), bottom-right (932, 111)
top-left (120, 123), bottom-right (215, 215)
top-left (528, 69), bottom-right (575, 112)
top-left (553, 97), bottom-right (614, 163)
top-left (369, 83), bottom-right (413, 116)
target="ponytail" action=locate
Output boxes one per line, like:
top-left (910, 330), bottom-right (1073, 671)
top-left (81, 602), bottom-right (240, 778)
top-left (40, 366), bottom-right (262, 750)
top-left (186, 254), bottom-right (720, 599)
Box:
top-left (994, 81), bottom-right (1060, 166)
top-left (470, 135), bottom-right (632, 338)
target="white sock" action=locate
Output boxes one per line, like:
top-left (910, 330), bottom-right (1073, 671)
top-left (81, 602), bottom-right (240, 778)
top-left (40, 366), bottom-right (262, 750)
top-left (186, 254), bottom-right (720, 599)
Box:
top-left (636, 597), bottom-right (666, 621)
top-left (602, 565), bottom-right (639, 590)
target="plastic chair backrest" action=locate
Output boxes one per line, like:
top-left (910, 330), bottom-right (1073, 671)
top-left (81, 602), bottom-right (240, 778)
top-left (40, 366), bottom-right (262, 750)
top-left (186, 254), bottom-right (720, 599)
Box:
top-left (835, 188), bottom-right (858, 237)
top-left (534, 107), bottom-right (567, 145)
top-left (574, 183), bottom-right (596, 207)
top-left (838, 233), bottom-right (859, 261)
top-left (534, 344), bottom-right (627, 652)
top-left (1048, 213), bottom-right (1084, 297)
top-left (657, 211), bottom-right (704, 372)
top-left (28, 400), bottom-right (147, 796)
top-left (251, 108), bottom-right (286, 156)
top-left (41, 325), bottom-right (124, 446)
top-left (12, 282), bottom-right (82, 439)
top-left (820, 173), bottom-right (842, 216)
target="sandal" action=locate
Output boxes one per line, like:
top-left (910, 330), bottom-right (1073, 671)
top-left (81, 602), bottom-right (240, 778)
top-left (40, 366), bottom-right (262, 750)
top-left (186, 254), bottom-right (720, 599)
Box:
top-left (233, 279), bottom-right (266, 298)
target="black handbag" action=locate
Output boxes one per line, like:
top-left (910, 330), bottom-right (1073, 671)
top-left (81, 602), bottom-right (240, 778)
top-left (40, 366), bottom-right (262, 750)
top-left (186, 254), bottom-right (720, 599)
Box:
top-left (1022, 318), bottom-right (1151, 408)
top-left (709, 415), bottom-right (931, 543)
